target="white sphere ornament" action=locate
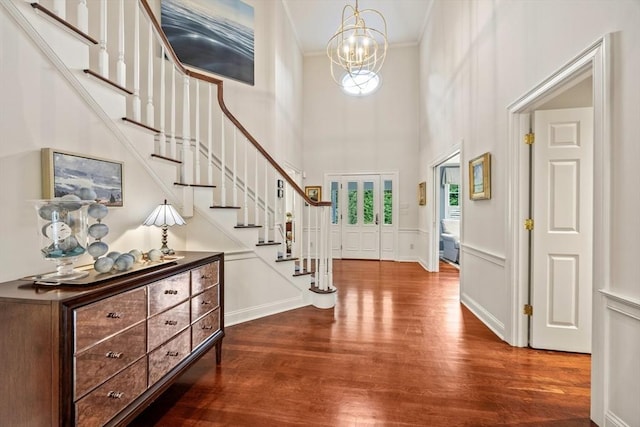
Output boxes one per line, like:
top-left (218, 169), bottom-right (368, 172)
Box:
top-left (94, 256), bottom-right (114, 273)
top-left (147, 249), bottom-right (162, 262)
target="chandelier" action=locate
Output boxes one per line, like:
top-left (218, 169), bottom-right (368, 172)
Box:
top-left (327, 0), bottom-right (388, 92)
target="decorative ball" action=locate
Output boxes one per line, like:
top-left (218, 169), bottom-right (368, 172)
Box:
top-left (88, 203), bottom-right (108, 220)
top-left (58, 200), bottom-right (82, 212)
top-left (106, 251), bottom-right (121, 261)
top-left (129, 249), bottom-right (143, 263)
top-left (88, 241), bottom-right (109, 258)
top-left (58, 235), bottom-right (79, 252)
top-left (147, 249), bottom-right (163, 262)
top-left (38, 203), bottom-right (59, 221)
top-left (77, 187), bottom-right (97, 201)
top-left (94, 256), bottom-right (114, 273)
top-left (114, 254), bottom-right (134, 271)
top-left (88, 223), bottom-right (109, 240)
top-left (60, 194), bottom-right (81, 202)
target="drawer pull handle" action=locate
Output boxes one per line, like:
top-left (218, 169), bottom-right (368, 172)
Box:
top-left (107, 391), bottom-right (124, 399)
top-left (201, 325), bottom-right (213, 330)
top-left (166, 351), bottom-right (180, 357)
top-left (201, 300), bottom-right (211, 305)
top-left (201, 275), bottom-right (210, 279)
top-left (106, 312), bottom-right (122, 319)
top-left (164, 289), bottom-right (178, 295)
top-left (165, 320), bottom-right (178, 326)
top-left (105, 351), bottom-right (123, 359)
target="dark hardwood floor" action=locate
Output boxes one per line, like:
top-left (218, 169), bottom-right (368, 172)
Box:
top-left (130, 260), bottom-right (594, 426)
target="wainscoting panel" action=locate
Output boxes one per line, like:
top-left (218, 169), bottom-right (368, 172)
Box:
top-left (601, 290), bottom-right (640, 427)
top-left (460, 244), bottom-right (507, 341)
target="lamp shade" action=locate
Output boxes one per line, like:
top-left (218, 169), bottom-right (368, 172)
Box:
top-left (142, 200), bottom-right (186, 227)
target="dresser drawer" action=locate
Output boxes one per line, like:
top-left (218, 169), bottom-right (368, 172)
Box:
top-left (191, 285), bottom-right (219, 322)
top-left (192, 308), bottom-right (220, 350)
top-left (191, 260), bottom-right (219, 294)
top-left (148, 328), bottom-right (191, 385)
top-left (74, 288), bottom-right (147, 353)
top-left (147, 300), bottom-right (190, 352)
top-left (75, 356), bottom-right (147, 427)
top-left (148, 272), bottom-right (190, 316)
top-left (74, 322), bottom-right (146, 400)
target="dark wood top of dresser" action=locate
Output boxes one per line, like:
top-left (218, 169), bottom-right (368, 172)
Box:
top-left (0, 251), bottom-right (223, 305)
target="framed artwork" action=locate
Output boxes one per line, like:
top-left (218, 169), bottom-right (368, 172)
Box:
top-left (161, 0), bottom-right (255, 85)
top-left (305, 186), bottom-right (321, 202)
top-left (469, 152), bottom-right (491, 200)
top-left (42, 148), bottom-right (124, 207)
top-left (418, 181), bottom-right (427, 206)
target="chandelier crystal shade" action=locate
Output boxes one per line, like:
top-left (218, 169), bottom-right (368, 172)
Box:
top-left (327, 0), bottom-right (388, 91)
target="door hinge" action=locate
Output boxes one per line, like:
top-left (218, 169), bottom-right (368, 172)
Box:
top-left (524, 304), bottom-right (533, 316)
top-left (524, 133), bottom-right (535, 145)
top-left (524, 218), bottom-right (534, 230)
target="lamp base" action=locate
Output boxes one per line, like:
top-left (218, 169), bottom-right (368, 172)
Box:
top-left (159, 225), bottom-right (175, 255)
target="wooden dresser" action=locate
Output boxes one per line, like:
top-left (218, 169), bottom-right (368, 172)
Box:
top-left (0, 251), bottom-right (224, 427)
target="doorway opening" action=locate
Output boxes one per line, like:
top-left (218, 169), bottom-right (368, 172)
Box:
top-left (506, 36), bottom-right (611, 424)
top-left (435, 153), bottom-right (461, 268)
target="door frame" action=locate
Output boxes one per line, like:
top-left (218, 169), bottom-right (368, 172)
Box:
top-left (506, 35), bottom-right (611, 423)
top-left (429, 147), bottom-right (461, 272)
top-left (324, 171), bottom-right (399, 260)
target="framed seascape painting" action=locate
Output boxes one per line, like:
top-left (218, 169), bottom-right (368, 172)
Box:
top-left (161, 0), bottom-right (255, 85)
top-left (469, 152), bottom-right (491, 200)
top-left (42, 148), bottom-right (124, 207)
top-left (305, 186), bottom-right (321, 203)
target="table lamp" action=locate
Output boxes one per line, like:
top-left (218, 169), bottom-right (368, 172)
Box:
top-left (142, 199), bottom-right (186, 254)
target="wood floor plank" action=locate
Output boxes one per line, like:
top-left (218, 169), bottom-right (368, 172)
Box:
top-left (131, 260), bottom-right (594, 426)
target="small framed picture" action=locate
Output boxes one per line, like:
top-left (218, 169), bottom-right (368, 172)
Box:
top-left (469, 152), bottom-right (491, 200)
top-left (305, 186), bottom-right (321, 202)
top-left (418, 181), bottom-right (427, 206)
top-left (42, 148), bottom-right (124, 206)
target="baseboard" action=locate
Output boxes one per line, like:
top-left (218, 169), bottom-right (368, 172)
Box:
top-left (225, 295), bottom-right (308, 327)
top-left (460, 291), bottom-right (506, 341)
top-left (605, 411), bottom-right (630, 427)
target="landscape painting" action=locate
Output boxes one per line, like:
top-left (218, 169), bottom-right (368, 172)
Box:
top-left (42, 149), bottom-right (124, 207)
top-left (162, 0), bottom-right (255, 85)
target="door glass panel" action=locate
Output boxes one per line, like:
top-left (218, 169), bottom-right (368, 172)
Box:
top-left (363, 181), bottom-right (374, 224)
top-left (383, 180), bottom-right (392, 224)
top-left (347, 182), bottom-right (358, 224)
top-left (331, 181), bottom-right (339, 224)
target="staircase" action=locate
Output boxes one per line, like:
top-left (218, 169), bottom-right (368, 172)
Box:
top-left (3, 0), bottom-right (336, 311)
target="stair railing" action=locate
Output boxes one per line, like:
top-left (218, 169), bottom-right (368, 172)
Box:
top-left (27, 0), bottom-right (335, 293)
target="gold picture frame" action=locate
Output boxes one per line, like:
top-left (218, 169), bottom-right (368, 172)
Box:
top-left (418, 181), bottom-right (427, 206)
top-left (305, 186), bottom-right (321, 202)
top-left (42, 148), bottom-right (124, 206)
top-left (469, 152), bottom-right (491, 200)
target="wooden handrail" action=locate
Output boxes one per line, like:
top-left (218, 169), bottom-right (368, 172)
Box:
top-left (139, 0), bottom-right (330, 208)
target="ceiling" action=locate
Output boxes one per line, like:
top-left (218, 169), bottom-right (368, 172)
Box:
top-left (281, 0), bottom-right (433, 55)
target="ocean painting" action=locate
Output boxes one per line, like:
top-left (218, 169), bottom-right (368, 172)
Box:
top-left (162, 0), bottom-right (255, 85)
top-left (51, 152), bottom-right (124, 207)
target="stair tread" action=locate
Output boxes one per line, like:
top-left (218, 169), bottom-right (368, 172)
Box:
top-left (309, 285), bottom-right (337, 294)
top-left (83, 69), bottom-right (133, 95)
top-left (293, 270), bottom-right (313, 277)
top-left (122, 117), bottom-right (160, 134)
top-left (151, 153), bottom-right (182, 164)
top-left (234, 224), bottom-right (262, 229)
top-left (256, 241), bottom-right (281, 247)
top-left (276, 256), bottom-right (298, 262)
top-left (175, 182), bottom-right (216, 188)
top-left (31, 3), bottom-right (98, 45)
top-left (211, 205), bottom-right (241, 209)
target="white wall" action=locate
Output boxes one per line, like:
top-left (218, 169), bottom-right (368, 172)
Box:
top-left (302, 45), bottom-right (420, 258)
top-left (418, 1), bottom-right (640, 425)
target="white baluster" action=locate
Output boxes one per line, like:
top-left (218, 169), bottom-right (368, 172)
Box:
top-left (243, 138), bottom-right (249, 226)
top-left (273, 174), bottom-right (278, 245)
top-left (170, 64), bottom-right (176, 159)
top-left (158, 46), bottom-right (166, 157)
top-left (194, 80), bottom-right (200, 184)
top-left (315, 207), bottom-right (319, 284)
top-left (327, 207), bottom-right (334, 290)
top-left (254, 149), bottom-right (258, 225)
top-left (53, 0), bottom-right (65, 20)
top-left (264, 162), bottom-right (268, 243)
top-left (132, 3), bottom-right (141, 121)
top-left (220, 112), bottom-right (226, 206)
top-left (77, 0), bottom-right (88, 33)
top-left (207, 85), bottom-right (213, 186)
top-left (98, 0), bottom-right (108, 78)
top-left (233, 128), bottom-right (238, 207)
top-left (182, 75), bottom-right (190, 182)
top-left (116, 0), bottom-right (125, 87)
top-left (306, 201), bottom-right (311, 273)
top-left (317, 207), bottom-right (325, 290)
top-left (146, 23), bottom-right (154, 126)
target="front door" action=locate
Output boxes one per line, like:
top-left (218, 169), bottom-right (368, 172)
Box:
top-left (341, 175), bottom-right (381, 259)
top-left (530, 107), bottom-right (593, 353)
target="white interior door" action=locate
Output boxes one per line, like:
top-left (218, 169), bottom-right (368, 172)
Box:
top-left (341, 175), bottom-right (380, 259)
top-left (530, 107), bottom-right (593, 353)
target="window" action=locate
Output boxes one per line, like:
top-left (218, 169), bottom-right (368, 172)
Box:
top-left (363, 181), bottom-right (374, 224)
top-left (331, 181), bottom-right (339, 224)
top-left (445, 184), bottom-right (460, 218)
top-left (347, 181), bottom-right (358, 224)
top-left (383, 180), bottom-right (392, 225)
top-left (341, 70), bottom-right (381, 96)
